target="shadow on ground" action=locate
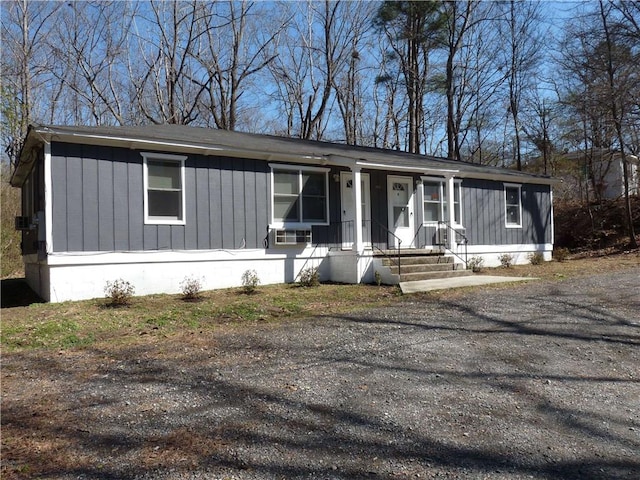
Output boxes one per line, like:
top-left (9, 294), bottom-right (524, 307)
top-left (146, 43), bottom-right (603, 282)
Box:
top-left (1, 278), bottom-right (43, 308)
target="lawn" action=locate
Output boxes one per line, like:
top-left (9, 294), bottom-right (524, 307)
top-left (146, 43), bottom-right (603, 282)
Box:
top-left (2, 251), bottom-right (638, 353)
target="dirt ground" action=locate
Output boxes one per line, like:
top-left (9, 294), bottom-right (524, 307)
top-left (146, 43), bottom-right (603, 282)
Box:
top-left (2, 266), bottom-right (639, 479)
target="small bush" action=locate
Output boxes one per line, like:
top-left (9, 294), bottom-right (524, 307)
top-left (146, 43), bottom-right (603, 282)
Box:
top-left (374, 270), bottom-right (382, 286)
top-left (180, 275), bottom-right (203, 300)
top-left (241, 269), bottom-right (260, 294)
top-left (498, 253), bottom-right (514, 268)
top-left (298, 267), bottom-right (320, 287)
top-left (467, 256), bottom-right (485, 273)
top-left (553, 247), bottom-right (570, 263)
top-left (104, 279), bottom-right (135, 306)
top-left (528, 252), bottom-right (544, 265)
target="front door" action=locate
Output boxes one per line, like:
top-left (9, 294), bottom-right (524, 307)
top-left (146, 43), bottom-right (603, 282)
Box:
top-left (341, 172), bottom-right (371, 248)
top-left (387, 176), bottom-right (414, 248)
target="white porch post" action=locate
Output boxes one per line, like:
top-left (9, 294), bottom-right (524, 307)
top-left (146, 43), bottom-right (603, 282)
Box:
top-left (445, 174), bottom-right (456, 251)
top-left (351, 166), bottom-right (363, 252)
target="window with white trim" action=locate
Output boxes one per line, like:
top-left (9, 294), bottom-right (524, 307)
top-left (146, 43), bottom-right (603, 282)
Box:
top-left (142, 152), bottom-right (186, 225)
top-left (422, 178), bottom-right (462, 225)
top-left (271, 165), bottom-right (329, 225)
top-left (504, 184), bottom-right (522, 228)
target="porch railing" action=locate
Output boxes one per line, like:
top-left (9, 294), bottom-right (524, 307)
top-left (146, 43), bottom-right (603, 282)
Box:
top-left (370, 219), bottom-right (402, 277)
top-left (437, 221), bottom-right (469, 269)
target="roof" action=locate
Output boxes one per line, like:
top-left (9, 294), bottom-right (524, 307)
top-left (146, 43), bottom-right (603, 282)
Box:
top-left (12, 124), bottom-right (558, 186)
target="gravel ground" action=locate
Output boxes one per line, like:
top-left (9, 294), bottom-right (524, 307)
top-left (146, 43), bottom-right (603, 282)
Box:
top-left (2, 269), bottom-right (640, 480)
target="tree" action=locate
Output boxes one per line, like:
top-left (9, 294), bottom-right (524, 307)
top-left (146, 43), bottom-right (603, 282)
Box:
top-left (194, 1), bottom-right (283, 131)
top-left (130, 0), bottom-right (208, 125)
top-left (597, 0), bottom-right (638, 247)
top-left (1, 0), bottom-right (62, 166)
top-left (375, 1), bottom-right (445, 153)
top-left (46, 1), bottom-right (136, 126)
top-left (498, 0), bottom-right (545, 171)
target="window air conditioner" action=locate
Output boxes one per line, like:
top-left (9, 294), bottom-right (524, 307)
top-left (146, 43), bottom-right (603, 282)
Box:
top-left (273, 229), bottom-right (312, 245)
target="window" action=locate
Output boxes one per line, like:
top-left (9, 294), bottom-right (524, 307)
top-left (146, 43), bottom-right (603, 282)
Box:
top-left (422, 178), bottom-right (462, 225)
top-left (271, 165), bottom-right (329, 225)
top-left (143, 152), bottom-right (186, 224)
top-left (505, 184), bottom-right (522, 228)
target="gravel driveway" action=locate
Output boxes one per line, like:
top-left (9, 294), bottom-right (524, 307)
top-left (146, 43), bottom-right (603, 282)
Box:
top-left (3, 269), bottom-right (639, 480)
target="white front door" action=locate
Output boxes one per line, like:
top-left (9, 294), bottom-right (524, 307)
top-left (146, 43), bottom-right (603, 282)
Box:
top-left (387, 176), bottom-right (414, 248)
top-left (341, 172), bottom-right (371, 248)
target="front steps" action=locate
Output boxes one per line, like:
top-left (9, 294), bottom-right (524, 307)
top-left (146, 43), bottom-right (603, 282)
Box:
top-left (375, 249), bottom-right (473, 283)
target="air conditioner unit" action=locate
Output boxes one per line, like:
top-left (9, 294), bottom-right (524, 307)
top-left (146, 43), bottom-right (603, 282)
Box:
top-left (15, 216), bottom-right (31, 231)
top-left (273, 229), bottom-right (312, 245)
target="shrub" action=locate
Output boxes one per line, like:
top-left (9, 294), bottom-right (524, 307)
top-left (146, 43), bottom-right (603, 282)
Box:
top-left (104, 279), bottom-right (135, 306)
top-left (498, 253), bottom-right (514, 268)
top-left (298, 266), bottom-right (320, 287)
top-left (467, 256), bottom-right (485, 273)
top-left (241, 269), bottom-right (260, 294)
top-left (374, 270), bottom-right (382, 286)
top-left (553, 247), bottom-right (570, 263)
top-left (180, 275), bottom-right (203, 300)
top-left (528, 252), bottom-right (544, 265)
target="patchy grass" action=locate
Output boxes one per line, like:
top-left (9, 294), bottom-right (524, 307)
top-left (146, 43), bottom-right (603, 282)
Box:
top-left (2, 251), bottom-right (638, 353)
top-left (0, 283), bottom-right (400, 353)
top-left (482, 248), bottom-right (640, 281)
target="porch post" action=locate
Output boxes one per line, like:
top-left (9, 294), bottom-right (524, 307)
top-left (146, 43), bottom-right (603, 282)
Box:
top-left (445, 174), bottom-right (456, 251)
top-left (351, 166), bottom-right (363, 252)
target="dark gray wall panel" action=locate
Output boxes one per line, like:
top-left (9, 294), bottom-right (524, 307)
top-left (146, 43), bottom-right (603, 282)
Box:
top-left (184, 159), bottom-right (197, 249)
top-left (194, 157), bottom-right (210, 249)
top-left (127, 156), bottom-right (144, 250)
top-left (461, 179), bottom-right (552, 246)
top-left (232, 162), bottom-right (245, 249)
top-left (158, 225), bottom-right (171, 250)
top-left (143, 225), bottom-right (157, 250)
top-left (81, 145), bottom-right (100, 251)
top-left (49, 141), bottom-right (551, 254)
top-left (255, 163), bottom-right (269, 248)
top-left (209, 160), bottom-right (222, 249)
top-left (66, 151), bottom-right (83, 251)
top-left (51, 153), bottom-right (68, 251)
top-left (98, 150), bottom-right (114, 251)
top-left (113, 158), bottom-right (129, 251)
top-left (220, 158), bottom-right (234, 249)
top-left (243, 163), bottom-right (257, 248)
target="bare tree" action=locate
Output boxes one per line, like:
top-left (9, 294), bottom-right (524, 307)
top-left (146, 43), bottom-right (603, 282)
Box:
top-left (375, 1), bottom-right (445, 153)
top-left (46, 1), bottom-right (136, 126)
top-left (498, 0), bottom-right (544, 170)
top-left (330, 1), bottom-right (376, 145)
top-left (267, 0), bottom-right (352, 140)
top-left (1, 0), bottom-right (62, 166)
top-left (598, 0), bottom-right (638, 247)
top-left (130, 0), bottom-right (208, 125)
top-left (193, 1), bottom-right (283, 131)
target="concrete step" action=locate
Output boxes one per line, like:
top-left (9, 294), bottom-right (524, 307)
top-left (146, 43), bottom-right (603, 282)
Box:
top-left (381, 255), bottom-right (454, 266)
top-left (398, 269), bottom-right (474, 282)
top-left (388, 263), bottom-right (459, 274)
top-left (375, 249), bottom-right (441, 257)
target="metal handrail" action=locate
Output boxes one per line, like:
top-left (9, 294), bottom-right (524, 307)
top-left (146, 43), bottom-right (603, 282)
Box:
top-left (370, 219), bottom-right (402, 276)
top-left (409, 223), bottom-right (426, 249)
top-left (437, 221), bottom-right (469, 269)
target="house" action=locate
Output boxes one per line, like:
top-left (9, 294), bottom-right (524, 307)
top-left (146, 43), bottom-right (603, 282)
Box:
top-left (549, 149), bottom-right (639, 201)
top-left (12, 125), bottom-right (556, 302)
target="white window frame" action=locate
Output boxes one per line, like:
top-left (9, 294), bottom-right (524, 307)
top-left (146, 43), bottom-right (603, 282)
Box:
top-left (420, 176), bottom-right (463, 227)
top-left (504, 183), bottom-right (522, 228)
top-left (142, 152), bottom-right (187, 225)
top-left (269, 163), bottom-right (330, 228)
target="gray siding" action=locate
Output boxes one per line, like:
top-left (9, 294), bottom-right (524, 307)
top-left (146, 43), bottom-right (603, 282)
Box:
top-left (50, 143), bottom-right (271, 252)
top-left (49, 142), bottom-right (553, 253)
top-left (462, 179), bottom-right (552, 246)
